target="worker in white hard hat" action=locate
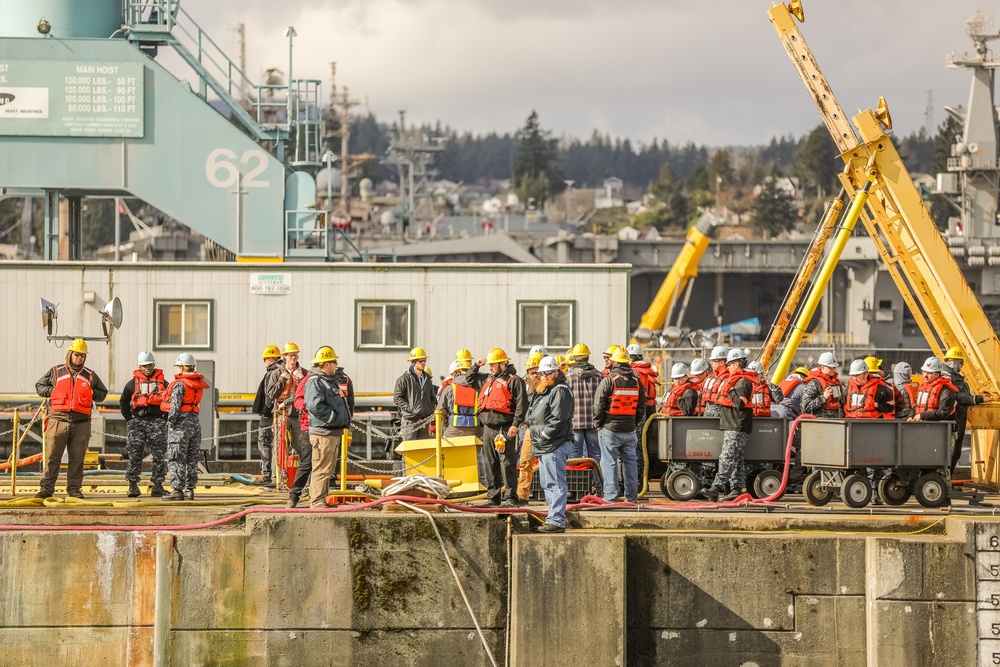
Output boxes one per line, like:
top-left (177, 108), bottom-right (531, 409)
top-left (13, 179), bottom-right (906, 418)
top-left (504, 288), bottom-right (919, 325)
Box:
top-left (801, 351), bottom-right (844, 418)
top-left (687, 358), bottom-right (710, 415)
top-left (627, 343), bottom-right (659, 415)
top-left (909, 357), bottom-right (958, 423)
top-left (162, 353), bottom-right (210, 501)
top-left (843, 359), bottom-right (893, 419)
top-left (701, 346), bottom-right (730, 418)
top-left (662, 363), bottom-right (699, 416)
top-left (700, 348), bottom-right (754, 502)
top-left (526, 356), bottom-right (575, 533)
top-left (119, 351), bottom-right (168, 498)
top-left (34, 338), bottom-right (109, 500)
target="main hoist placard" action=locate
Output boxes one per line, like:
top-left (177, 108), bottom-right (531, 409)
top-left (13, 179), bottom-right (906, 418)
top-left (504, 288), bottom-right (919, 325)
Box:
top-left (0, 60), bottom-right (144, 137)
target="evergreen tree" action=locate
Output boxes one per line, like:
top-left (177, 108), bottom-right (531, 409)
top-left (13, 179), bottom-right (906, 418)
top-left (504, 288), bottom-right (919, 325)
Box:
top-left (752, 175), bottom-right (797, 235)
top-left (795, 124), bottom-right (839, 198)
top-left (514, 111), bottom-right (562, 206)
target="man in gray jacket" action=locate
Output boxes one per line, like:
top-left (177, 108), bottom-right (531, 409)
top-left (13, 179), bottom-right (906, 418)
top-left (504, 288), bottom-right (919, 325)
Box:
top-left (527, 356), bottom-right (575, 533)
top-left (593, 347), bottom-right (646, 503)
top-left (304, 346), bottom-right (352, 508)
top-left (393, 347), bottom-right (437, 446)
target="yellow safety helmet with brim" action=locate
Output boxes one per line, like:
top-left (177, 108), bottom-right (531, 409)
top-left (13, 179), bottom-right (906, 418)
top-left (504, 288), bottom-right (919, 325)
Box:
top-left (604, 344), bottom-right (623, 357)
top-left (526, 352), bottom-right (544, 370)
top-left (943, 346), bottom-right (964, 361)
top-left (312, 346), bottom-right (339, 365)
top-left (455, 348), bottom-right (473, 362)
top-left (610, 347), bottom-right (632, 364)
top-left (487, 347), bottom-right (509, 364)
top-left (570, 342), bottom-right (591, 358)
top-left (68, 338), bottom-right (88, 355)
top-left (282, 342), bottom-right (300, 355)
top-left (408, 347), bottom-right (428, 361)
top-left (863, 356), bottom-right (883, 372)
top-left (261, 344), bottom-right (281, 359)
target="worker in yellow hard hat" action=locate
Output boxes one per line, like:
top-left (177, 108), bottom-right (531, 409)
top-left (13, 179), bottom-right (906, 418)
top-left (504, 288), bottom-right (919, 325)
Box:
top-left (468, 347), bottom-right (528, 507)
top-left (393, 346), bottom-right (437, 451)
top-left (252, 345), bottom-right (282, 485)
top-left (943, 345), bottom-right (994, 474)
top-left (772, 365), bottom-right (810, 418)
top-left (515, 353), bottom-right (545, 504)
top-left (602, 345), bottom-right (624, 375)
top-left (266, 342), bottom-right (311, 507)
top-left (303, 346), bottom-right (352, 508)
top-left (34, 339), bottom-right (109, 500)
top-left (565, 343), bottom-right (605, 469)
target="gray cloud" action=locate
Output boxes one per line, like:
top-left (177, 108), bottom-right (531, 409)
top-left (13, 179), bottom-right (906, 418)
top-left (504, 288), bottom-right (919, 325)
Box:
top-left (181, 0), bottom-right (992, 145)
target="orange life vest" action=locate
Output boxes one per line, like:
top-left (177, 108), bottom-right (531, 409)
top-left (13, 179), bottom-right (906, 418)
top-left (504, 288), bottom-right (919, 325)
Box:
top-left (607, 371), bottom-right (640, 416)
top-left (131, 368), bottom-right (166, 410)
top-left (160, 374), bottom-right (209, 414)
top-left (662, 378), bottom-right (697, 416)
top-left (807, 369), bottom-right (843, 411)
top-left (702, 368), bottom-right (730, 406)
top-left (688, 375), bottom-right (706, 415)
top-left (49, 365), bottom-right (95, 415)
top-left (904, 382), bottom-right (918, 408)
top-left (778, 374), bottom-right (803, 398)
top-left (914, 377), bottom-right (958, 417)
top-left (438, 376), bottom-right (453, 397)
top-left (630, 361), bottom-right (659, 408)
top-left (750, 378), bottom-right (772, 417)
top-left (844, 376), bottom-right (891, 419)
top-left (480, 375), bottom-right (514, 414)
top-left (451, 383), bottom-right (479, 428)
top-left (715, 371), bottom-right (755, 409)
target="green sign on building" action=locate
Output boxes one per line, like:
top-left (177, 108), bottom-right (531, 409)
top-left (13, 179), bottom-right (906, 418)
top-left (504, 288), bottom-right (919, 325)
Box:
top-left (0, 60), bottom-right (144, 137)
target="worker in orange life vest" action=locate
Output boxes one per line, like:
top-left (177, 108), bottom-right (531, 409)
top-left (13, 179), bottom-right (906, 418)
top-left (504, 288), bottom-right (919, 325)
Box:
top-left (34, 338), bottom-right (109, 499)
top-left (701, 348), bottom-right (755, 502)
top-left (908, 357), bottom-right (957, 422)
top-left (627, 344), bottom-right (660, 415)
top-left (746, 360), bottom-right (782, 417)
top-left (700, 345), bottom-right (730, 418)
top-left (662, 363), bottom-right (699, 416)
top-left (687, 358), bottom-right (709, 415)
top-left (437, 358), bottom-right (481, 439)
top-left (119, 351), bottom-right (168, 498)
top-left (843, 359), bottom-right (894, 419)
top-left (593, 347), bottom-right (647, 502)
top-left (801, 352), bottom-right (845, 418)
top-left (161, 353), bottom-right (210, 501)
top-left (771, 366), bottom-right (809, 418)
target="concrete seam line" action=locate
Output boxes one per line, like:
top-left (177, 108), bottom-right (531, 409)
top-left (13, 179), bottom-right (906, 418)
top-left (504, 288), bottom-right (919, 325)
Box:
top-left (395, 500), bottom-right (499, 667)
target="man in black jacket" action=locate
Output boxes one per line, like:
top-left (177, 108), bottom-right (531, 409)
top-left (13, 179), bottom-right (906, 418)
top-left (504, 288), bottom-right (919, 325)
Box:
top-left (252, 345), bottom-right (281, 485)
top-left (468, 347), bottom-right (528, 507)
top-left (393, 347), bottom-right (437, 447)
top-left (701, 348), bottom-right (754, 502)
top-left (943, 346), bottom-right (993, 474)
top-left (593, 347), bottom-right (646, 502)
top-left (527, 356), bottom-right (575, 532)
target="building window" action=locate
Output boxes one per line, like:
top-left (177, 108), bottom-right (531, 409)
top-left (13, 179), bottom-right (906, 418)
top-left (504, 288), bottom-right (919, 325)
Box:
top-left (154, 301), bottom-right (213, 349)
top-left (356, 301), bottom-right (412, 350)
top-left (518, 301), bottom-right (574, 351)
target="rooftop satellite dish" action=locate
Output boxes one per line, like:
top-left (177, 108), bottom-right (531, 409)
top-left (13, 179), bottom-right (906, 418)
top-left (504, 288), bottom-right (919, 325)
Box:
top-left (101, 297), bottom-right (123, 337)
top-left (39, 298), bottom-right (58, 335)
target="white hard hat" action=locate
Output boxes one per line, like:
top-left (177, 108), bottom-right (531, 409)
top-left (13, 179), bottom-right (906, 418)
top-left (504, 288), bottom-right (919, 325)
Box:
top-left (709, 345), bottom-right (729, 361)
top-left (817, 352), bottom-right (840, 368)
top-left (175, 353), bottom-right (196, 367)
top-left (670, 362), bottom-right (688, 379)
top-left (747, 360), bottom-right (764, 374)
top-left (689, 358), bottom-right (710, 375)
top-left (726, 348), bottom-right (747, 363)
top-left (921, 356), bottom-right (945, 374)
top-left (538, 356), bottom-right (559, 373)
top-left (529, 345), bottom-right (549, 357)
top-left (626, 343), bottom-right (644, 358)
top-left (448, 360), bottom-right (461, 374)
top-left (137, 351), bottom-right (155, 366)
top-left (848, 359), bottom-right (869, 376)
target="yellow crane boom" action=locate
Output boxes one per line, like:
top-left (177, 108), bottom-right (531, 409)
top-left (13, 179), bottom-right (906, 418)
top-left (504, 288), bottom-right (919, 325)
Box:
top-left (633, 214), bottom-right (717, 343)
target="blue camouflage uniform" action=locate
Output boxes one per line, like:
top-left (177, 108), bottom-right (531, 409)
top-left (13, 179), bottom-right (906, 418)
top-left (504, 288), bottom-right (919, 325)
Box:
top-left (167, 381), bottom-right (202, 491)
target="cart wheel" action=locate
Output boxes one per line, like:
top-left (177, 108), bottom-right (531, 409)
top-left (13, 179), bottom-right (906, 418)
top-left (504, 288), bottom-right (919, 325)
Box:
top-left (914, 473), bottom-right (949, 508)
top-left (877, 474), bottom-right (911, 506)
top-left (666, 470), bottom-right (700, 502)
top-left (659, 470), bottom-right (670, 498)
top-left (803, 471), bottom-right (833, 507)
top-left (753, 469), bottom-right (785, 501)
top-left (746, 470), bottom-right (762, 498)
top-left (841, 474), bottom-right (872, 508)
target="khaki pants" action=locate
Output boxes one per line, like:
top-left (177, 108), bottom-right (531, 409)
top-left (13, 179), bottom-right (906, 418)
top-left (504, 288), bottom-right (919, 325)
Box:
top-left (39, 418), bottom-right (91, 496)
top-left (517, 428), bottom-right (535, 500)
top-left (309, 432), bottom-right (341, 507)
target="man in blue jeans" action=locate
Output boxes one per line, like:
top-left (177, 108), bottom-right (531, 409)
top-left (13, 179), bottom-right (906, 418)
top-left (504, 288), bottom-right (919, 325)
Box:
top-left (593, 347), bottom-right (646, 502)
top-left (564, 343), bottom-right (603, 472)
top-left (526, 356), bottom-right (575, 533)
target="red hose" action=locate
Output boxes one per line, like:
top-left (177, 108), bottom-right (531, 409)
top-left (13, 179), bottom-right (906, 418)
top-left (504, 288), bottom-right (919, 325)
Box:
top-left (0, 453), bottom-right (43, 471)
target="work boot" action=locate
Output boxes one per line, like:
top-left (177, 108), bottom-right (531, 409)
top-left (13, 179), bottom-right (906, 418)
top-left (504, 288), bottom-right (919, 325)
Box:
top-left (259, 477), bottom-right (273, 486)
top-left (699, 486), bottom-right (723, 501)
top-left (149, 484), bottom-right (166, 498)
top-left (536, 523), bottom-right (565, 534)
top-left (475, 498), bottom-right (502, 508)
top-left (286, 493), bottom-right (300, 508)
top-left (127, 483), bottom-right (141, 498)
top-left (183, 488), bottom-right (194, 501)
top-left (67, 491), bottom-right (84, 499)
top-left (33, 491), bottom-right (52, 499)
top-left (163, 489), bottom-right (185, 501)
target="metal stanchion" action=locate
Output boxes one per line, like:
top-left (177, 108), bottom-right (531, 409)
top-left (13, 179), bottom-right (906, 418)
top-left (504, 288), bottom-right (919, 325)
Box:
top-left (434, 409), bottom-right (444, 478)
top-left (10, 410), bottom-right (18, 496)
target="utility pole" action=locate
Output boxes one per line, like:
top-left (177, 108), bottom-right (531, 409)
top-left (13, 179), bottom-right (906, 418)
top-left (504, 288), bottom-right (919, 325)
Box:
top-left (326, 62), bottom-right (363, 222)
top-left (235, 23), bottom-right (250, 112)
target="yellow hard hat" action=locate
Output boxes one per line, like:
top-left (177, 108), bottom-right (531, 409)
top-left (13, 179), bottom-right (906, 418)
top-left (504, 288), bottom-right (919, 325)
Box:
top-left (408, 347), bottom-right (428, 361)
top-left (282, 342), bottom-right (300, 355)
top-left (457, 359), bottom-right (471, 370)
top-left (68, 339), bottom-right (88, 355)
top-left (455, 348), bottom-right (473, 362)
top-left (311, 346), bottom-right (339, 365)
top-left (604, 344), bottom-right (623, 356)
top-left (863, 356), bottom-right (883, 372)
top-left (487, 347), bottom-right (509, 364)
top-left (261, 344), bottom-right (281, 359)
top-left (943, 346), bottom-right (964, 361)
top-left (526, 352), bottom-right (544, 370)
top-left (570, 343), bottom-right (591, 357)
top-left (610, 347), bottom-right (632, 364)
top-left (793, 366), bottom-right (810, 377)
top-left (555, 355), bottom-right (568, 370)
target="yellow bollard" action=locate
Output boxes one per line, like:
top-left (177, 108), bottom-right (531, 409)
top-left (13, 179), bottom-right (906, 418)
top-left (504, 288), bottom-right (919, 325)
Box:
top-left (434, 409), bottom-right (444, 478)
top-left (10, 409), bottom-right (18, 496)
top-left (40, 404), bottom-right (47, 473)
top-left (339, 429), bottom-right (350, 493)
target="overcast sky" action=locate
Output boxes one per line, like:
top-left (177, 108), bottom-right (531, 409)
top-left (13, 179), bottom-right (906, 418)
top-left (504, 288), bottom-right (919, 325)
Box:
top-left (185, 0), bottom-right (995, 146)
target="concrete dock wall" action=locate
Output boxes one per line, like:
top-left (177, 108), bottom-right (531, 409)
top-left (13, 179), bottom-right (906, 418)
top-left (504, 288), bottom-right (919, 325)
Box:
top-left (0, 512), bottom-right (987, 666)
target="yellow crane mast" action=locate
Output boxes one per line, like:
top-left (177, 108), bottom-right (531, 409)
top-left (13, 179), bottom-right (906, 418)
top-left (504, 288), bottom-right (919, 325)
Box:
top-left (767, 0), bottom-right (1000, 487)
